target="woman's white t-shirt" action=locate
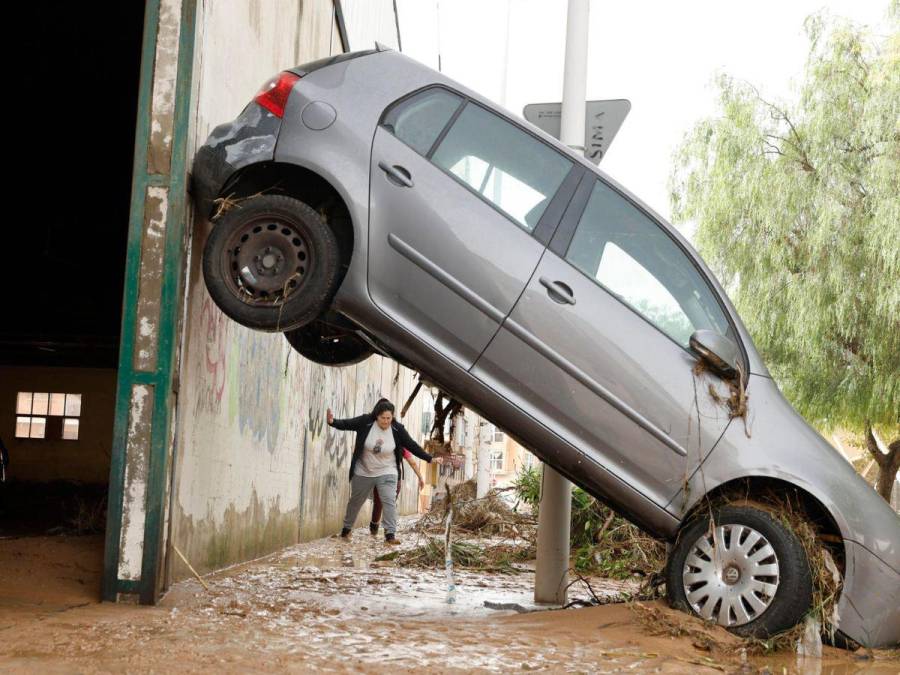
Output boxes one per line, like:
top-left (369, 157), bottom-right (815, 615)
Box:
top-left (355, 423), bottom-right (397, 478)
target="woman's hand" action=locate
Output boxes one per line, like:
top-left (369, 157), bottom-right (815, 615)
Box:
top-left (326, 408), bottom-right (334, 425)
top-left (418, 477), bottom-right (425, 492)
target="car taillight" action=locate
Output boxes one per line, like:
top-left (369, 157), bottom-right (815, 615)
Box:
top-left (254, 72), bottom-right (301, 118)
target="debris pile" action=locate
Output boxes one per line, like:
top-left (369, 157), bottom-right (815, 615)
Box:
top-left (379, 539), bottom-right (531, 574)
top-left (376, 479), bottom-right (536, 572)
top-left (514, 467), bottom-right (666, 579)
top-left (415, 479), bottom-right (534, 538)
top-left (395, 473), bottom-right (667, 581)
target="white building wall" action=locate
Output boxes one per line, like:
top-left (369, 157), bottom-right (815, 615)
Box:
top-left (169, 0), bottom-right (435, 579)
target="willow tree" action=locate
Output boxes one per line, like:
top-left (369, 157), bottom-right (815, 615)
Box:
top-left (671, 8), bottom-right (900, 501)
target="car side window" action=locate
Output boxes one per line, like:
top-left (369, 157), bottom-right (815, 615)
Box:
top-left (382, 88), bottom-right (463, 156)
top-left (567, 180), bottom-right (735, 348)
top-left (430, 103), bottom-right (573, 231)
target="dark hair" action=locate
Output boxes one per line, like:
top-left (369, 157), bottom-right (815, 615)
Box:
top-left (371, 398), bottom-right (395, 419)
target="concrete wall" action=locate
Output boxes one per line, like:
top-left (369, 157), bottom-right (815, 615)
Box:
top-left (341, 0), bottom-right (400, 51)
top-left (0, 366), bottom-right (115, 484)
top-left (167, 0), bottom-right (430, 579)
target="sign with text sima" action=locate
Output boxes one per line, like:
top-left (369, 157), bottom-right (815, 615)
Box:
top-left (523, 99), bottom-right (631, 164)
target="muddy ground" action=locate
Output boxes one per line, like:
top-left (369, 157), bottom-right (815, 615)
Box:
top-left (1, 521), bottom-right (897, 673)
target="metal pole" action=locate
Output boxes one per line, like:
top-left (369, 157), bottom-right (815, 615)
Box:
top-left (499, 0), bottom-right (512, 107)
top-left (559, 0), bottom-right (590, 151)
top-left (559, 0), bottom-right (589, 152)
top-left (535, 0), bottom-right (587, 605)
top-left (535, 464), bottom-right (574, 603)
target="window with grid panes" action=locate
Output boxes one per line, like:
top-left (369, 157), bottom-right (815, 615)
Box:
top-left (15, 392), bottom-right (81, 440)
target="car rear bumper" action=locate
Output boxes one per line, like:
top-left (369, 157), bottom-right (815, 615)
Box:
top-left (837, 539), bottom-right (900, 648)
top-left (191, 103), bottom-right (282, 217)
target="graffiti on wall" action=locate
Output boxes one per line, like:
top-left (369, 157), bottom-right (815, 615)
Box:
top-left (196, 295), bottom-right (230, 416)
top-left (306, 365), bottom-right (360, 491)
top-left (192, 292), bottom-right (288, 454)
top-left (227, 329), bottom-right (285, 454)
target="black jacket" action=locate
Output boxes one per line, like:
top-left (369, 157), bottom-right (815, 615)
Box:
top-left (328, 414), bottom-right (433, 481)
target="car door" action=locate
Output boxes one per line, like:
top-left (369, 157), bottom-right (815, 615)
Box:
top-left (472, 175), bottom-right (740, 507)
top-left (368, 87), bottom-right (579, 370)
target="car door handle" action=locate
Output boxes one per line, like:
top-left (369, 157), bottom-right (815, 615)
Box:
top-left (539, 277), bottom-right (576, 305)
top-left (378, 161), bottom-right (414, 188)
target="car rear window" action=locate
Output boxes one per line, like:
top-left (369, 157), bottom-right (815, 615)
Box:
top-left (431, 103), bottom-right (572, 231)
top-left (382, 89), bottom-right (464, 156)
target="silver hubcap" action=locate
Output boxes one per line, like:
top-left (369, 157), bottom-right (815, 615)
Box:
top-left (682, 523), bottom-right (780, 627)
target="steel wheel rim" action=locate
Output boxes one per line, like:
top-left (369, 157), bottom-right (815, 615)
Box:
top-left (682, 523), bottom-right (780, 627)
top-left (221, 215), bottom-right (312, 306)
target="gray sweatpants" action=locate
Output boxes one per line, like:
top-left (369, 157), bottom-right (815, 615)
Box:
top-left (343, 473), bottom-right (398, 535)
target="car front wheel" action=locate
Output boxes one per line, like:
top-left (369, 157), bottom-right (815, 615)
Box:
top-left (666, 505), bottom-right (813, 639)
top-left (202, 195), bottom-right (340, 332)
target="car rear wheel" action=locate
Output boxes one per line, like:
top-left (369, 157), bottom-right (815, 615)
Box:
top-left (284, 320), bottom-right (372, 366)
top-left (202, 195), bottom-right (340, 332)
top-left (666, 505), bottom-right (813, 639)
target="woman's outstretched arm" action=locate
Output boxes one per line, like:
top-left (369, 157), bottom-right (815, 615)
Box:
top-left (395, 424), bottom-right (448, 462)
top-left (327, 408), bottom-right (370, 431)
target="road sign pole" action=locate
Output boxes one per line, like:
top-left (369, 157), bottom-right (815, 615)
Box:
top-left (535, 0), bottom-right (587, 606)
top-left (559, 0), bottom-right (589, 153)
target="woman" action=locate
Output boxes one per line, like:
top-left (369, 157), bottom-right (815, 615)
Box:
top-left (327, 398), bottom-right (444, 544)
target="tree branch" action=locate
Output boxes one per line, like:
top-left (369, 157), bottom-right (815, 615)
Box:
top-left (865, 423), bottom-right (900, 503)
top-left (864, 422), bottom-right (886, 469)
top-left (746, 82), bottom-right (817, 174)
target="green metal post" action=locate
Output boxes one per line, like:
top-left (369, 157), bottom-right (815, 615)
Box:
top-left (103, 0), bottom-right (199, 604)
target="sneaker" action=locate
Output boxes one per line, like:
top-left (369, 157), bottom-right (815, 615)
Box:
top-left (369, 522), bottom-right (379, 536)
top-left (385, 533), bottom-right (400, 545)
top-left (340, 527), bottom-right (351, 540)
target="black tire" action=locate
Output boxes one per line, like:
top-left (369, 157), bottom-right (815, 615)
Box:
top-left (284, 320), bottom-right (372, 366)
top-left (202, 195), bottom-right (340, 332)
top-left (666, 505), bottom-right (813, 639)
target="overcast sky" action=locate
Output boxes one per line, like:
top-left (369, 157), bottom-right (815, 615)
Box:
top-left (397, 0), bottom-right (891, 235)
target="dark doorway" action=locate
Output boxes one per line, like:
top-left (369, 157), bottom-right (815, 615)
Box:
top-left (1, 0), bottom-right (146, 613)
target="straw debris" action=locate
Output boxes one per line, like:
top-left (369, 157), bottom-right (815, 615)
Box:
top-left (378, 538), bottom-right (531, 573)
top-left (385, 478), bottom-right (536, 573)
top-left (211, 190), bottom-right (267, 220)
top-left (693, 358), bottom-right (750, 432)
top-left (415, 478), bottom-right (534, 538)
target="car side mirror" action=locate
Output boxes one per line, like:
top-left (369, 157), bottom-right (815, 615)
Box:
top-left (689, 329), bottom-right (739, 378)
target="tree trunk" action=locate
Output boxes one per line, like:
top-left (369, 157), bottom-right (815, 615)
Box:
top-left (864, 423), bottom-right (900, 504)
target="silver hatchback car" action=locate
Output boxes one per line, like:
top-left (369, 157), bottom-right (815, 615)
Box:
top-left (192, 47), bottom-right (899, 647)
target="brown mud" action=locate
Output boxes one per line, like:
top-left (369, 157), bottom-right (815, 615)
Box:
top-left (1, 524), bottom-right (896, 673)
